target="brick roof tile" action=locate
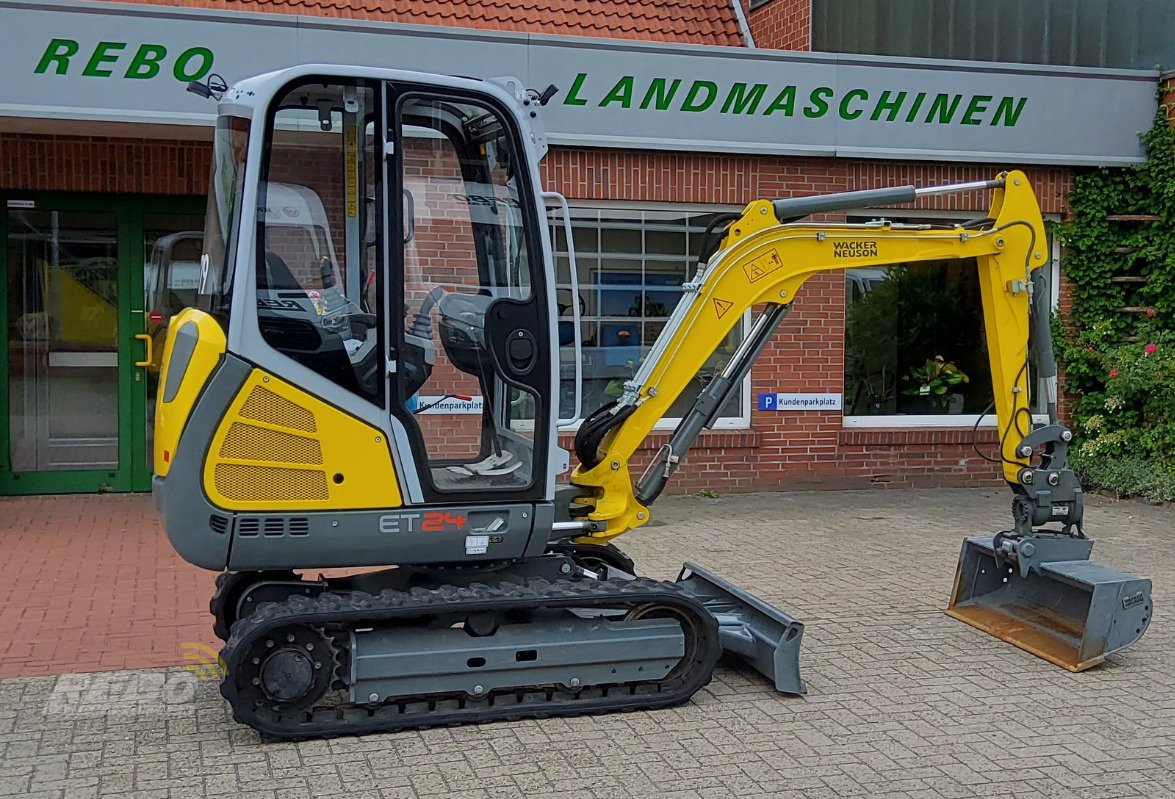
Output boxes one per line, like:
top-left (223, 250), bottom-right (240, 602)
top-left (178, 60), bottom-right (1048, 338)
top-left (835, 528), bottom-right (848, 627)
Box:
top-left (94, 0), bottom-right (746, 46)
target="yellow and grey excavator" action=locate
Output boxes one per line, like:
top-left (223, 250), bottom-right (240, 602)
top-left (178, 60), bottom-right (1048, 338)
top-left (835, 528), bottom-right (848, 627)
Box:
top-left (155, 65), bottom-right (1151, 739)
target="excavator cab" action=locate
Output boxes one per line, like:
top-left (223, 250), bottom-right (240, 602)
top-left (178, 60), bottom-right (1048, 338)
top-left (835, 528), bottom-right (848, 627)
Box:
top-left (171, 71), bottom-right (557, 520)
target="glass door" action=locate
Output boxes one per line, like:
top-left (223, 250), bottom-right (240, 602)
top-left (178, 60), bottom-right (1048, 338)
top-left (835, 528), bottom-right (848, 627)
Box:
top-left (3, 207), bottom-right (126, 492)
top-left (1, 197), bottom-right (204, 494)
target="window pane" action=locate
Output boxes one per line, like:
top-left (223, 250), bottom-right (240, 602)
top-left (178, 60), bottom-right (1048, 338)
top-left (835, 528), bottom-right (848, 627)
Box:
top-left (256, 81), bottom-right (382, 405)
top-left (553, 208), bottom-right (746, 423)
top-left (844, 259), bottom-right (994, 417)
top-left (7, 210), bottom-right (120, 471)
top-left (398, 94), bottom-right (539, 493)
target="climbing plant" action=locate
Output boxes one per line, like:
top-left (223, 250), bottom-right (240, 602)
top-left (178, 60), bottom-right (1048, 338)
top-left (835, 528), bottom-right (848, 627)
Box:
top-left (1055, 107), bottom-right (1175, 501)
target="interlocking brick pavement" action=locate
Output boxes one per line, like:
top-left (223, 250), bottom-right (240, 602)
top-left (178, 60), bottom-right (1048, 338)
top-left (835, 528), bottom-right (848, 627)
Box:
top-left (0, 495), bottom-right (217, 678)
top-left (0, 488), bottom-right (1171, 798)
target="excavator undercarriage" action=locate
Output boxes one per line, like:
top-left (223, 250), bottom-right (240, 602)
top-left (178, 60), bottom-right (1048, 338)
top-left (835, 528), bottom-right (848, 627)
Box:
top-left (205, 545), bottom-right (802, 739)
top-left (154, 65), bottom-right (1151, 739)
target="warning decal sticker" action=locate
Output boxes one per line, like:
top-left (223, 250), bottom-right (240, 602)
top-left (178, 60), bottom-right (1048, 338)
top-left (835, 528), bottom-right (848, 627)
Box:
top-left (743, 249), bottom-right (784, 283)
top-left (713, 298), bottom-right (734, 318)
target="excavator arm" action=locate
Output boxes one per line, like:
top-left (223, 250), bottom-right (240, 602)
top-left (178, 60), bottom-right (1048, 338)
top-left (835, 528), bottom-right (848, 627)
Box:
top-left (569, 171), bottom-right (1150, 674)
top-left (571, 171), bottom-right (1059, 538)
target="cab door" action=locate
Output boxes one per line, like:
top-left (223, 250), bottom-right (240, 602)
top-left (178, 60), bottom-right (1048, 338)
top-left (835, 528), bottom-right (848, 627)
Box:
top-left (387, 86), bottom-right (554, 504)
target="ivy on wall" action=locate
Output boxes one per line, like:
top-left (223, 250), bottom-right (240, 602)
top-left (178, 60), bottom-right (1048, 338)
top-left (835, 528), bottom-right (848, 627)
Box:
top-left (1056, 108), bottom-right (1175, 501)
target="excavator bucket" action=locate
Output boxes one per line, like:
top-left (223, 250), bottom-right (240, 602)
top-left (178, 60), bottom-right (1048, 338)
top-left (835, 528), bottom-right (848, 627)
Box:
top-left (676, 563), bottom-right (805, 694)
top-left (947, 535), bottom-right (1152, 671)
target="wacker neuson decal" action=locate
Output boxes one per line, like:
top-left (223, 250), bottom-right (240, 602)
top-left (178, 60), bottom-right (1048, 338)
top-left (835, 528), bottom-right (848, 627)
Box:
top-left (564, 72), bottom-right (1028, 127)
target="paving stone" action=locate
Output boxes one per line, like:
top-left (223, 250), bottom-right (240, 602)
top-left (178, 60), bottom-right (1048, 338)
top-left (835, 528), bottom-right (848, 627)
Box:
top-left (0, 489), bottom-right (1171, 798)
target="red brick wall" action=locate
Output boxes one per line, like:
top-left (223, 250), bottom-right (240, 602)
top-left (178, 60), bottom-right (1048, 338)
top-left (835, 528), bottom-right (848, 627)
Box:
top-left (539, 149), bottom-right (1072, 214)
top-left (744, 0), bottom-right (811, 51)
top-left (1, 132), bottom-right (1074, 494)
top-left (0, 134), bottom-right (208, 195)
top-left (1163, 73), bottom-right (1175, 124)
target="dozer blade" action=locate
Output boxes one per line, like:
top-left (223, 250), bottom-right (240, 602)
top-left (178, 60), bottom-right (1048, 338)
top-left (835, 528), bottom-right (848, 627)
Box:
top-left (947, 535), bottom-right (1152, 672)
top-left (675, 562), bottom-right (805, 694)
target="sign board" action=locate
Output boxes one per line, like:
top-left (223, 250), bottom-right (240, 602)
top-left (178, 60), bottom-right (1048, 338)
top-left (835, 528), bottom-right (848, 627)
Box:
top-left (0, 0), bottom-right (1158, 165)
top-left (758, 393), bottom-right (843, 411)
top-left (414, 396), bottom-right (484, 415)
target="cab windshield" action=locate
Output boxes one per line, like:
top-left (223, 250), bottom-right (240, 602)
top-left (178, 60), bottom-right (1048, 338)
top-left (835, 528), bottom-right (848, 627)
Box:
top-left (198, 115), bottom-right (250, 316)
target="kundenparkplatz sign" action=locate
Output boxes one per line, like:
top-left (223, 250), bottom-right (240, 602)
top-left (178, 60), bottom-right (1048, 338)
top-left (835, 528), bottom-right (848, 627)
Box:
top-left (0, 0), bottom-right (1158, 165)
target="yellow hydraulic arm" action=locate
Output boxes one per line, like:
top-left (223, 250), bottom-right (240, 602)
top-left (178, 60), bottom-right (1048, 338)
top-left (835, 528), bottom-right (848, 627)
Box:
top-left (570, 171), bottom-right (1063, 542)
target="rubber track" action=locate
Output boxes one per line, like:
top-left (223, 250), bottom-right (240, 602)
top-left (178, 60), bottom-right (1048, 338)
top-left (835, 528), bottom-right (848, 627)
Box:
top-left (220, 577), bottom-right (720, 740)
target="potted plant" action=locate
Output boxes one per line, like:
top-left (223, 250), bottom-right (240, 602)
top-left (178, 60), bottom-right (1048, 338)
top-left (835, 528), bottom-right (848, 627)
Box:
top-left (901, 355), bottom-right (969, 413)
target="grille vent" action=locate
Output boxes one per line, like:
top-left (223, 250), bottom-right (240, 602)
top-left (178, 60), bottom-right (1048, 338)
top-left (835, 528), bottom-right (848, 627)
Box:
top-left (209, 514), bottom-right (229, 535)
top-left (213, 382), bottom-right (329, 503)
top-left (214, 463), bottom-right (329, 502)
top-left (238, 386), bottom-right (317, 432)
top-left (236, 516), bottom-right (312, 538)
top-left (219, 422), bottom-right (323, 465)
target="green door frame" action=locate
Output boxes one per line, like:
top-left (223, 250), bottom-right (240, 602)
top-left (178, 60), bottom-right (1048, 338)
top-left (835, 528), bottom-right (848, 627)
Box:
top-left (1, 192), bottom-right (204, 495)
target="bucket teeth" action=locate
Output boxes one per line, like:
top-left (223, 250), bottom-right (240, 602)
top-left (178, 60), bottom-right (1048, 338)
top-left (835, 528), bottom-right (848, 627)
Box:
top-left (947, 535), bottom-right (1152, 671)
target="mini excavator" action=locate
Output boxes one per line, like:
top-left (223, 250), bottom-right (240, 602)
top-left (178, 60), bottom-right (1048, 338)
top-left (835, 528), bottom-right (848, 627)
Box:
top-left (155, 66), bottom-right (1152, 739)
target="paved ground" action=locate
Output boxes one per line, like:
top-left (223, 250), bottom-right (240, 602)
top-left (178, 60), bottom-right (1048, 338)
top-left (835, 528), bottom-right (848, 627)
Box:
top-left (0, 495), bottom-right (217, 678)
top-left (0, 488), bottom-right (1171, 798)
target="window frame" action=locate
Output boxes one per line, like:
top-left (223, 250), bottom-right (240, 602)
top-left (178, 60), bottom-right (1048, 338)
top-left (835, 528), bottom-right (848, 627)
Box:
top-left (552, 200), bottom-right (752, 432)
top-left (842, 209), bottom-right (1060, 429)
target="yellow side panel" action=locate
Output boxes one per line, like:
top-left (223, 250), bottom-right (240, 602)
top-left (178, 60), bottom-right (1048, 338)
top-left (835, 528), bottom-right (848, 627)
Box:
top-left (154, 309), bottom-right (226, 477)
top-left (203, 370), bottom-right (402, 511)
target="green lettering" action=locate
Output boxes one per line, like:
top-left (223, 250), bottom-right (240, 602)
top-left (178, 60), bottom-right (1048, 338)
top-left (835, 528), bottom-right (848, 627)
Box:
top-left (681, 81), bottom-right (717, 112)
top-left (763, 86), bottom-right (796, 116)
top-left (34, 38), bottom-right (79, 75)
top-left (640, 78), bottom-right (681, 110)
top-left (803, 86), bottom-right (833, 118)
top-left (564, 72), bottom-right (589, 106)
top-left (81, 41), bottom-right (125, 78)
top-left (125, 43), bottom-right (168, 80)
top-left (870, 90), bottom-right (907, 122)
top-left (173, 47), bottom-right (213, 82)
top-left (962, 95), bottom-right (992, 125)
top-left (838, 88), bottom-right (868, 120)
top-left (904, 92), bottom-right (927, 122)
top-left (721, 82), bottom-right (767, 114)
top-left (924, 94), bottom-right (962, 124)
top-left (599, 76), bottom-right (634, 108)
top-left (991, 96), bottom-right (1028, 127)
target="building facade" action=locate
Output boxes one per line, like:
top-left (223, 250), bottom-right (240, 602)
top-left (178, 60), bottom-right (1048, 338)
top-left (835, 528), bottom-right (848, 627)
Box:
top-left (0, 0), bottom-right (1160, 496)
